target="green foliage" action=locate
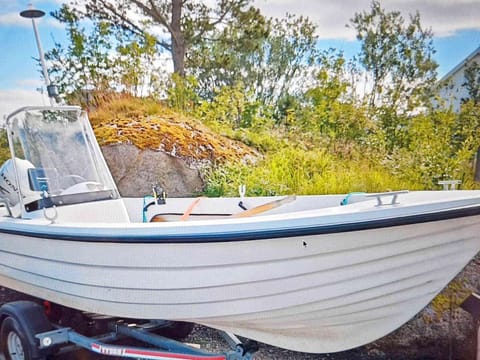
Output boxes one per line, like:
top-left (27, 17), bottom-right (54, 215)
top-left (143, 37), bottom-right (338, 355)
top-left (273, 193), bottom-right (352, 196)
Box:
top-left (226, 128), bottom-right (282, 153)
top-left (46, 4), bottom-right (165, 104)
top-left (302, 50), bottom-right (372, 145)
top-left (47, 5), bottom-right (115, 98)
top-left (373, 103), bottom-right (480, 189)
top-left (249, 14), bottom-right (319, 113)
top-left (115, 33), bottom-right (161, 96)
top-left (463, 61), bottom-right (480, 104)
top-left (203, 146), bottom-right (418, 197)
top-left (0, 130), bottom-right (11, 165)
top-left (308, 52), bottom-right (350, 105)
top-left (187, 5), bottom-right (269, 98)
top-left (189, 13), bottom-right (318, 119)
top-left (349, 0), bottom-right (438, 151)
top-left (201, 87), bottom-right (480, 196)
top-left (195, 83), bottom-right (267, 130)
top-left (350, 0), bottom-right (437, 112)
top-left (69, 0), bottom-right (257, 76)
top-left (43, 1), bottom-right (480, 198)
top-left (167, 74), bottom-right (200, 113)
top-left (375, 108), bottom-right (411, 151)
top-left (452, 100), bottom-right (480, 151)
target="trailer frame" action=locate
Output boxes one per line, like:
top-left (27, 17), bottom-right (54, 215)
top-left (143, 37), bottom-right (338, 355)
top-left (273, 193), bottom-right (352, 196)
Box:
top-left (0, 300), bottom-right (258, 360)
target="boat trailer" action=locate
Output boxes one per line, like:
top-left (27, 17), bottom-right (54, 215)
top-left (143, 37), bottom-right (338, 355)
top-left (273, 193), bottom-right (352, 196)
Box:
top-left (0, 300), bottom-right (258, 360)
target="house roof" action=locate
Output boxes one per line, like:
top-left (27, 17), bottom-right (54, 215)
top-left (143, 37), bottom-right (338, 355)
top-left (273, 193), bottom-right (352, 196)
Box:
top-left (439, 45), bottom-right (480, 82)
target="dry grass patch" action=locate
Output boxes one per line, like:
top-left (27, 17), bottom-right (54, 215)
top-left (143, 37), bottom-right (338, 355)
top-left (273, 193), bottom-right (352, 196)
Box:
top-left (89, 96), bottom-right (258, 165)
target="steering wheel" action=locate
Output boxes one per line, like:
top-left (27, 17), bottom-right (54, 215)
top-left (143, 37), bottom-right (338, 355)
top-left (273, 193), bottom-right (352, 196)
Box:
top-left (60, 174), bottom-right (87, 188)
top-left (60, 181), bottom-right (104, 195)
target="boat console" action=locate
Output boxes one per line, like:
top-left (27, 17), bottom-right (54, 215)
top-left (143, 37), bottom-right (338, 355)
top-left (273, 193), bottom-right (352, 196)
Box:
top-left (0, 106), bottom-right (130, 222)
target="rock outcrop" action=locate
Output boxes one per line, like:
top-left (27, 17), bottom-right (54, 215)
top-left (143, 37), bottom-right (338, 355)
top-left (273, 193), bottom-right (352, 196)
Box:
top-left (101, 144), bottom-right (205, 197)
top-left (91, 97), bottom-right (258, 197)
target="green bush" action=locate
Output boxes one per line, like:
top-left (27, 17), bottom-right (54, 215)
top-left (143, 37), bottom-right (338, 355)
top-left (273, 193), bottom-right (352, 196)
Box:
top-left (203, 145), bottom-right (419, 197)
top-left (0, 130), bottom-right (10, 165)
top-left (376, 104), bottom-right (480, 189)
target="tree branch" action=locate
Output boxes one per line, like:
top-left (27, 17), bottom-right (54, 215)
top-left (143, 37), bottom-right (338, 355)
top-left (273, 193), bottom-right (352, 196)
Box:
top-left (88, 0), bottom-right (172, 51)
top-left (192, 1), bottom-right (237, 42)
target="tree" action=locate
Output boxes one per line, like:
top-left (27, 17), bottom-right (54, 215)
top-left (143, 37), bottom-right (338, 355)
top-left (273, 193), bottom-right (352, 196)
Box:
top-left (350, 0), bottom-right (438, 112)
top-left (68, 0), bottom-right (258, 76)
top-left (46, 5), bottom-right (164, 102)
top-left (303, 50), bottom-right (371, 144)
top-left (186, 6), bottom-right (269, 99)
top-left (46, 5), bottom-right (115, 98)
top-left (189, 13), bottom-right (318, 120)
top-left (115, 32), bottom-right (162, 96)
top-left (253, 14), bottom-right (318, 113)
top-left (463, 61), bottom-right (480, 105)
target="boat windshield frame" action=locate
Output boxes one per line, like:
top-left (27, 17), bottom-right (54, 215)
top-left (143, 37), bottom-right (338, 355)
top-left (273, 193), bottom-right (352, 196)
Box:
top-left (5, 106), bottom-right (120, 215)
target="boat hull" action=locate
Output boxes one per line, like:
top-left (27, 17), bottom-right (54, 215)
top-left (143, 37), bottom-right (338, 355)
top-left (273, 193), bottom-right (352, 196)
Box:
top-left (0, 214), bottom-right (478, 353)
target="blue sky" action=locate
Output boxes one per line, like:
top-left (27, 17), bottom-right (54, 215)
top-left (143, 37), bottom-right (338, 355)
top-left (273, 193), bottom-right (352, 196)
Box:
top-left (1, 0), bottom-right (479, 116)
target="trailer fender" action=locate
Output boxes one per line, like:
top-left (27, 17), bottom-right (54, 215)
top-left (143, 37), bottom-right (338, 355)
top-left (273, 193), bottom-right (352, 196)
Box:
top-left (0, 301), bottom-right (53, 358)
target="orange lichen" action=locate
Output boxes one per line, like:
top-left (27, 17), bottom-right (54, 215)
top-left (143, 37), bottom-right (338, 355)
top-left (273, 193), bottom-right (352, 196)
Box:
top-left (89, 96), bottom-right (257, 164)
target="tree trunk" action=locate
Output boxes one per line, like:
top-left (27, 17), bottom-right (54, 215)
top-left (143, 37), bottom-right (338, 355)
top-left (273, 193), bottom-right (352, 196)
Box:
top-left (475, 147), bottom-right (480, 182)
top-left (171, 0), bottom-right (185, 76)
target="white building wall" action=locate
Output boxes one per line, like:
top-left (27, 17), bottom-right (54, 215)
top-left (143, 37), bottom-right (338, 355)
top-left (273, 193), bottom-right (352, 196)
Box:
top-left (438, 52), bottom-right (480, 112)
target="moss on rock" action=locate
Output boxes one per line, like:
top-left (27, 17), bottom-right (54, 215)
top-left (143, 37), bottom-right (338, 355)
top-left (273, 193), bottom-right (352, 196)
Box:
top-left (89, 96), bottom-right (258, 166)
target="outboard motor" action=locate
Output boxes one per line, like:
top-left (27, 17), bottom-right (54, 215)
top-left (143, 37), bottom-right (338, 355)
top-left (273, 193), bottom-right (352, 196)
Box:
top-left (0, 158), bottom-right (40, 206)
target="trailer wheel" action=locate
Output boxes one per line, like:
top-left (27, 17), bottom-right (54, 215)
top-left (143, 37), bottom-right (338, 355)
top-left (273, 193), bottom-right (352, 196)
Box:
top-left (0, 317), bottom-right (44, 360)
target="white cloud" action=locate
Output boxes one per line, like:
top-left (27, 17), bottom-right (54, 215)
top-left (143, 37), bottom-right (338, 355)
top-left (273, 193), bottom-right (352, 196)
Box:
top-left (253, 0), bottom-right (480, 40)
top-left (46, 17), bottom-right (66, 29)
top-left (0, 0), bottom-right (21, 13)
top-left (0, 89), bottom-right (48, 122)
top-left (0, 11), bottom-right (56, 28)
top-left (0, 0), bottom-right (64, 27)
top-left (402, 1), bottom-right (480, 37)
top-left (0, 12), bottom-right (31, 26)
top-left (15, 78), bottom-right (44, 88)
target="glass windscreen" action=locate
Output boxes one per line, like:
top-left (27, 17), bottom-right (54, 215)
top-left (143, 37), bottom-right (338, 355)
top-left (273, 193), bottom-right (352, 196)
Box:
top-left (6, 107), bottom-right (119, 211)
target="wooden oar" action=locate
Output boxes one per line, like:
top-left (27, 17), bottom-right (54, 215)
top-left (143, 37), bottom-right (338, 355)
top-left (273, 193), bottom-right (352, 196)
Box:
top-left (150, 197), bottom-right (206, 222)
top-left (180, 197), bottom-right (206, 221)
top-left (232, 195), bottom-right (296, 218)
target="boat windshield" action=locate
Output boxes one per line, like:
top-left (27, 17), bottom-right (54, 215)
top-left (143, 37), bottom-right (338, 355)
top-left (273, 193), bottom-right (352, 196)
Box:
top-left (6, 106), bottom-right (119, 212)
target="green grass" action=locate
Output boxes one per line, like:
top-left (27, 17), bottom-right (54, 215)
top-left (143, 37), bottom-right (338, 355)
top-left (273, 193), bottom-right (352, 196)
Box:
top-left (87, 96), bottom-right (480, 197)
top-left (1, 95), bottom-right (468, 198)
top-left (203, 146), bottom-right (421, 197)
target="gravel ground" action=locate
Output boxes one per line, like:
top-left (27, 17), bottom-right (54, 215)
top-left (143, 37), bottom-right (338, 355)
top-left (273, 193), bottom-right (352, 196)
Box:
top-left (183, 325), bottom-right (374, 360)
top-left (0, 287), bottom-right (372, 360)
top-left (0, 287), bottom-right (475, 360)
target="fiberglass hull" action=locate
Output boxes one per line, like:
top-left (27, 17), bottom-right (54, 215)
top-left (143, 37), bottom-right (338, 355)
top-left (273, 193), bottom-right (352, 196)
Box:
top-left (0, 193), bottom-right (479, 353)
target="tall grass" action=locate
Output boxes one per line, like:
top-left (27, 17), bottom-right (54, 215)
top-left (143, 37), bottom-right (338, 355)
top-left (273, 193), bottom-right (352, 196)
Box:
top-left (203, 146), bottom-right (421, 197)
top-left (85, 96), bottom-right (480, 196)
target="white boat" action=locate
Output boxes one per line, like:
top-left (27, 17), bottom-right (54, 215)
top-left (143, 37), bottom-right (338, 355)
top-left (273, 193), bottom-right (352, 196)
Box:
top-left (0, 105), bottom-right (479, 354)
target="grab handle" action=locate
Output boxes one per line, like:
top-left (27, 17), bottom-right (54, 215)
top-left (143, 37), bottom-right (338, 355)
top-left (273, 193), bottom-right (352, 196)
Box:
top-left (365, 190), bottom-right (409, 206)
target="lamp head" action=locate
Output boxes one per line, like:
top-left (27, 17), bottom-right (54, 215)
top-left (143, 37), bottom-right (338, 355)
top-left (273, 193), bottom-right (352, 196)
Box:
top-left (20, 8), bottom-right (45, 19)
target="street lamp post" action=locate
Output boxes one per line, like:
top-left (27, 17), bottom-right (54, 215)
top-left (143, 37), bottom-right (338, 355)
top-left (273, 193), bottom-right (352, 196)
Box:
top-left (20, 6), bottom-right (58, 106)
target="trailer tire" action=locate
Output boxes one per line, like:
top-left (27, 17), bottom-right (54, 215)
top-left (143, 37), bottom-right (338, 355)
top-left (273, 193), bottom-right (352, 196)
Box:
top-left (0, 316), bottom-right (45, 360)
top-left (0, 301), bottom-right (53, 360)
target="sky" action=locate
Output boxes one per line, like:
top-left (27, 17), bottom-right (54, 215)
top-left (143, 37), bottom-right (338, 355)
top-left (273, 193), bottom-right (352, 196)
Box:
top-left (0, 0), bottom-right (479, 118)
